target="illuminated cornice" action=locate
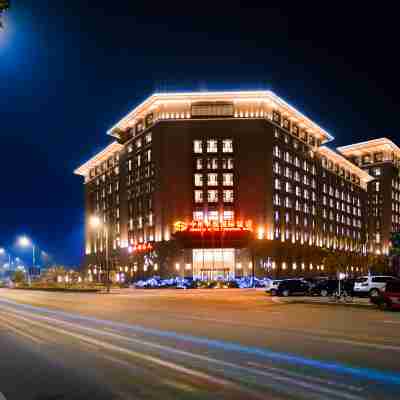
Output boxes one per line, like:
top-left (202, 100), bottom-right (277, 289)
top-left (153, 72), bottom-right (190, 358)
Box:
top-left (74, 142), bottom-right (123, 178)
top-left (317, 146), bottom-right (373, 187)
top-left (107, 91), bottom-right (334, 144)
top-left (337, 138), bottom-right (400, 158)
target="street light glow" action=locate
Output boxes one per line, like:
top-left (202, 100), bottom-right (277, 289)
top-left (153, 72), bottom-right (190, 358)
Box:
top-left (0, 247), bottom-right (5, 255)
top-left (18, 236), bottom-right (32, 247)
top-left (90, 216), bottom-right (101, 229)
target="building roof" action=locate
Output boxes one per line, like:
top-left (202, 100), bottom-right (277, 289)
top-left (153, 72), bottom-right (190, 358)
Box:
top-left (74, 141), bottom-right (123, 177)
top-left (107, 91), bottom-right (334, 143)
top-left (317, 146), bottom-right (373, 186)
top-left (337, 138), bottom-right (400, 158)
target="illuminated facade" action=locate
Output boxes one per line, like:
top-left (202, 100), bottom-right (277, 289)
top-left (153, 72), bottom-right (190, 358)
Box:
top-left (338, 138), bottom-right (400, 255)
top-left (75, 91), bottom-right (399, 281)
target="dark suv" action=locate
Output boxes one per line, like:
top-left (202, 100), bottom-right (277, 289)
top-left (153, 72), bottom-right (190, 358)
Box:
top-left (276, 279), bottom-right (310, 296)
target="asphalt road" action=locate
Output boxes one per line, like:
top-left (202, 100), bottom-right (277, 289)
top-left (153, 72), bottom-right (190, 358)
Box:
top-left (0, 288), bottom-right (400, 400)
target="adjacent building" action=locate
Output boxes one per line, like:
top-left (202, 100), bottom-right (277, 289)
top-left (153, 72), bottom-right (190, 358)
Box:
top-left (75, 91), bottom-right (397, 282)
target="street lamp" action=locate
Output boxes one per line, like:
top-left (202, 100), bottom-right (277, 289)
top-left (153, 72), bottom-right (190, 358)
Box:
top-left (18, 236), bottom-right (35, 286)
top-left (90, 216), bottom-right (111, 293)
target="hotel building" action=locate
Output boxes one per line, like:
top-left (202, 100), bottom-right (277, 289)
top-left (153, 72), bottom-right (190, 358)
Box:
top-left (75, 91), bottom-right (396, 282)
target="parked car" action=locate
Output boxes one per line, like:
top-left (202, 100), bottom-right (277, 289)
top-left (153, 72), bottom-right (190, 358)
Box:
top-left (370, 280), bottom-right (400, 310)
top-left (275, 279), bottom-right (310, 296)
top-left (265, 280), bottom-right (282, 295)
top-left (353, 275), bottom-right (399, 297)
top-left (310, 279), bottom-right (338, 296)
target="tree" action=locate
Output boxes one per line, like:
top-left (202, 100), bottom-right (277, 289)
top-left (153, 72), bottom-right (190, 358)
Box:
top-left (0, 1), bottom-right (10, 29)
top-left (12, 270), bottom-right (26, 284)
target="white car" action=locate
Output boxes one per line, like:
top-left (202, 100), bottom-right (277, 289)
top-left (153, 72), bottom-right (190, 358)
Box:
top-left (353, 275), bottom-right (399, 297)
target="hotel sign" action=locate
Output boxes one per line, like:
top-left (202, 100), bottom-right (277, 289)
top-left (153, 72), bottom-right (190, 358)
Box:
top-left (191, 102), bottom-right (234, 118)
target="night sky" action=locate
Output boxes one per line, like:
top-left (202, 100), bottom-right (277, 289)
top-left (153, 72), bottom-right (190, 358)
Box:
top-left (1, 1), bottom-right (399, 266)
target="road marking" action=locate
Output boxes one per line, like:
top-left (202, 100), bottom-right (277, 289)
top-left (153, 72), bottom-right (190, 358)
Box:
top-left (0, 315), bottom-right (44, 345)
top-left (3, 309), bottom-right (366, 400)
top-left (2, 299), bottom-right (400, 387)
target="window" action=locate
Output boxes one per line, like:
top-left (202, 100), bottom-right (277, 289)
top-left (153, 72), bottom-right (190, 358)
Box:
top-left (285, 182), bottom-right (291, 193)
top-left (128, 159), bottom-right (132, 171)
top-left (194, 140), bottom-right (202, 153)
top-left (208, 173), bottom-right (218, 186)
top-left (145, 132), bottom-right (152, 144)
top-left (194, 191), bottom-right (203, 203)
top-left (223, 210), bottom-right (234, 221)
top-left (208, 190), bottom-right (218, 203)
top-left (208, 211), bottom-right (219, 221)
top-left (194, 174), bottom-right (203, 187)
top-left (196, 158), bottom-right (203, 170)
top-left (222, 158), bottom-right (234, 169)
top-left (274, 179), bottom-right (281, 190)
top-left (222, 139), bottom-right (233, 153)
top-left (273, 162), bottom-right (281, 174)
top-left (374, 167), bottom-right (381, 176)
top-left (274, 194), bottom-right (281, 206)
top-left (223, 190), bottom-right (234, 203)
top-left (285, 197), bottom-right (292, 208)
top-left (193, 211), bottom-right (203, 221)
top-left (273, 146), bottom-right (281, 158)
top-left (223, 173), bottom-right (233, 186)
top-left (146, 149), bottom-right (151, 163)
top-left (207, 139), bottom-right (218, 153)
top-left (207, 158), bottom-right (218, 169)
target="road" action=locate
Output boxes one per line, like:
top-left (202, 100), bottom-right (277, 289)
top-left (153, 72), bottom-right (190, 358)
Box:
top-left (0, 288), bottom-right (400, 399)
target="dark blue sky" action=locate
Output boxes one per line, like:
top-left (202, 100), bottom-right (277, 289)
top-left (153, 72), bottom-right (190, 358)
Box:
top-left (1, 1), bottom-right (399, 266)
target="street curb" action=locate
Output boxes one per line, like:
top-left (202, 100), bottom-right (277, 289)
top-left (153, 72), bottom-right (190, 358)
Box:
top-left (278, 298), bottom-right (375, 309)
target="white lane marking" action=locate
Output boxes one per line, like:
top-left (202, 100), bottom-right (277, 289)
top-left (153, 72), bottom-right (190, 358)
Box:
top-left (2, 312), bottom-right (241, 391)
top-left (0, 315), bottom-right (44, 345)
top-left (4, 309), bottom-right (365, 400)
top-left (246, 362), bottom-right (363, 392)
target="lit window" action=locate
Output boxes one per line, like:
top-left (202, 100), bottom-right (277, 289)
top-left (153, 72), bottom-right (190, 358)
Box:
top-left (274, 179), bottom-right (281, 190)
top-left (374, 167), bottom-right (381, 176)
top-left (194, 174), bottom-right (203, 186)
top-left (208, 190), bottom-right (218, 203)
top-left (222, 139), bottom-right (233, 153)
top-left (146, 149), bottom-right (151, 163)
top-left (207, 139), bottom-right (218, 153)
top-left (194, 140), bottom-right (202, 153)
top-left (196, 158), bottom-right (203, 170)
top-left (223, 190), bottom-right (234, 203)
top-left (273, 146), bottom-right (281, 158)
top-left (285, 182), bottom-right (291, 193)
top-left (207, 158), bottom-right (218, 169)
top-left (222, 158), bottom-right (234, 169)
top-left (223, 173), bottom-right (233, 186)
top-left (145, 132), bottom-right (152, 144)
top-left (208, 173), bottom-right (218, 186)
top-left (223, 211), bottom-right (234, 221)
top-left (208, 211), bottom-right (219, 221)
top-left (193, 211), bottom-right (203, 221)
top-left (136, 138), bottom-right (142, 149)
top-left (194, 190), bottom-right (203, 203)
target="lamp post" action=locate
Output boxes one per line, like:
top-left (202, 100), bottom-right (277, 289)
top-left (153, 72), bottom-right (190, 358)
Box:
top-left (90, 216), bottom-right (111, 293)
top-left (18, 236), bottom-right (35, 286)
